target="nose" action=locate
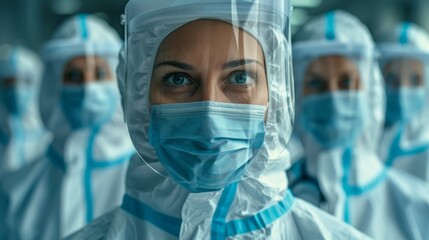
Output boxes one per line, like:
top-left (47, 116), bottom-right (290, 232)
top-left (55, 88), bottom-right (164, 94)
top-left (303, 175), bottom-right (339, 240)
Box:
top-left (83, 69), bottom-right (94, 84)
top-left (327, 79), bottom-right (338, 92)
top-left (200, 78), bottom-right (220, 101)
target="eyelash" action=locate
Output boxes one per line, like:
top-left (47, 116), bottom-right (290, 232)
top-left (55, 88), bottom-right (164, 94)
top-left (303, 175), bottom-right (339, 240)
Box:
top-left (161, 72), bottom-right (193, 86)
top-left (225, 70), bottom-right (258, 85)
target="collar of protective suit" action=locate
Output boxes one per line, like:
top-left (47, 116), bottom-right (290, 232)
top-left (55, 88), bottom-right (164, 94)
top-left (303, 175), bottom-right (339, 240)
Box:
top-left (379, 121), bottom-right (429, 181)
top-left (49, 109), bottom-right (134, 173)
top-left (49, 107), bottom-right (134, 238)
top-left (123, 150), bottom-right (290, 239)
top-left (303, 137), bottom-right (385, 215)
top-left (0, 105), bottom-right (51, 172)
top-left (300, 135), bottom-right (429, 240)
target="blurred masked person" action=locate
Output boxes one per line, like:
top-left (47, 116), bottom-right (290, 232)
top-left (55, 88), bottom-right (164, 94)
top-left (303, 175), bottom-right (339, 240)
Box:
top-left (378, 22), bottom-right (429, 182)
top-left (0, 45), bottom-right (51, 173)
top-left (0, 15), bottom-right (135, 239)
top-left (0, 45), bottom-right (53, 240)
top-left (67, 1), bottom-right (370, 239)
top-left (289, 10), bottom-right (429, 240)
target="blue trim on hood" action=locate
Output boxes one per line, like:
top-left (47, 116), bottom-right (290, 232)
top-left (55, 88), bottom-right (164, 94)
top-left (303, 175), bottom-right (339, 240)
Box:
top-left (326, 12), bottom-right (336, 40)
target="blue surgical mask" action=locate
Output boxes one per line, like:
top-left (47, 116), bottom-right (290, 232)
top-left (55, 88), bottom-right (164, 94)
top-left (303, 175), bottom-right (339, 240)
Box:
top-left (0, 87), bottom-right (33, 117)
top-left (60, 82), bottom-right (118, 130)
top-left (385, 87), bottom-right (426, 127)
top-left (300, 91), bottom-right (366, 149)
top-left (148, 101), bottom-right (266, 193)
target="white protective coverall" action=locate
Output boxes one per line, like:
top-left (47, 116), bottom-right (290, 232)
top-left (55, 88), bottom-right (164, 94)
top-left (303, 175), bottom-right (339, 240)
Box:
top-left (68, 2), bottom-right (371, 239)
top-left (378, 22), bottom-right (429, 182)
top-left (289, 10), bottom-right (429, 240)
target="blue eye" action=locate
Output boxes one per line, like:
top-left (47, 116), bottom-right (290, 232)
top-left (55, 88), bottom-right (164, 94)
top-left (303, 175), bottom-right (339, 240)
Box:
top-left (227, 71), bottom-right (256, 85)
top-left (163, 73), bottom-right (192, 86)
top-left (64, 69), bottom-right (84, 84)
top-left (340, 76), bottom-right (353, 89)
top-left (306, 77), bottom-right (324, 90)
top-left (385, 73), bottom-right (399, 88)
top-left (96, 68), bottom-right (107, 80)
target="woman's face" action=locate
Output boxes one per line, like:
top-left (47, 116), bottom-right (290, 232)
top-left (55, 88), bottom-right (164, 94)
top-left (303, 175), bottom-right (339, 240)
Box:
top-left (302, 55), bottom-right (362, 96)
top-left (383, 58), bottom-right (424, 89)
top-left (62, 56), bottom-right (113, 85)
top-left (150, 19), bottom-right (268, 105)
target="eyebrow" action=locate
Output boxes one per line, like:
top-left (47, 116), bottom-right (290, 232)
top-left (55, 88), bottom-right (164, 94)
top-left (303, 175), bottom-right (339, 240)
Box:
top-left (222, 59), bottom-right (264, 69)
top-left (155, 61), bottom-right (194, 71)
top-left (154, 58), bottom-right (264, 71)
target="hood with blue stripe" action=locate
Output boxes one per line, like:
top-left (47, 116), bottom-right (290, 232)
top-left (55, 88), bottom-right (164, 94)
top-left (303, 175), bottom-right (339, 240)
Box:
top-left (293, 10), bottom-right (385, 161)
top-left (378, 22), bottom-right (429, 144)
top-left (291, 10), bottom-right (390, 222)
top-left (0, 45), bottom-right (51, 171)
top-left (40, 14), bottom-right (123, 135)
top-left (377, 23), bottom-right (429, 183)
top-left (38, 15), bottom-right (135, 237)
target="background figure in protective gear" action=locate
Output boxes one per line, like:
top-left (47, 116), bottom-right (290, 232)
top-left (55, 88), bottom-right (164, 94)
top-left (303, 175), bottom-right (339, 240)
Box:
top-left (289, 10), bottom-right (429, 239)
top-left (378, 22), bottom-right (429, 182)
top-left (67, 1), bottom-right (370, 239)
top-left (0, 15), bottom-right (135, 239)
top-left (0, 45), bottom-right (52, 240)
top-left (0, 45), bottom-right (51, 173)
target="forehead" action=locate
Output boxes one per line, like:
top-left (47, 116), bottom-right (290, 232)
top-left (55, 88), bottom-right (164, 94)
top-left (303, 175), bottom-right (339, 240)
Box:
top-left (64, 56), bottom-right (110, 67)
top-left (155, 19), bottom-right (264, 63)
top-left (384, 58), bottom-right (423, 71)
top-left (306, 55), bottom-right (358, 74)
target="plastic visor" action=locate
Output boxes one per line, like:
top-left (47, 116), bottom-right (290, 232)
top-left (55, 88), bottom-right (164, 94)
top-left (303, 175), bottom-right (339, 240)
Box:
top-left (379, 48), bottom-right (429, 129)
top-left (294, 46), bottom-right (384, 152)
top-left (40, 46), bottom-right (119, 134)
top-left (122, 0), bottom-right (294, 187)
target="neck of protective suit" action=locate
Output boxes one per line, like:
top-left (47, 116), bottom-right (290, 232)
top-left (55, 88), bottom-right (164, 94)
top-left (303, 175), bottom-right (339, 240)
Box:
top-left (293, 10), bottom-right (387, 218)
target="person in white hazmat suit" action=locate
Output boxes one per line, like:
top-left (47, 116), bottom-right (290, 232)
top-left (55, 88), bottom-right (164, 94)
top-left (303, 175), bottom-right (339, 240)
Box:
top-left (0, 15), bottom-right (135, 239)
top-left (378, 22), bottom-right (429, 182)
top-left (0, 45), bottom-right (51, 173)
top-left (0, 45), bottom-right (52, 239)
top-left (66, 1), bottom-right (371, 239)
top-left (289, 10), bottom-right (429, 240)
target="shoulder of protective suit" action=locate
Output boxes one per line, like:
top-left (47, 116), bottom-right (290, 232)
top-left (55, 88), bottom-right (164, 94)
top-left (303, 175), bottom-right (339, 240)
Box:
top-left (291, 198), bottom-right (373, 239)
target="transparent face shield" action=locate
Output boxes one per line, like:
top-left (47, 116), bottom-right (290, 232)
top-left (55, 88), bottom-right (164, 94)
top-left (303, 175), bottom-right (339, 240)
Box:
top-left (40, 47), bottom-right (120, 133)
top-left (381, 57), bottom-right (428, 126)
top-left (61, 55), bottom-right (115, 86)
top-left (123, 0), bottom-right (293, 192)
top-left (0, 52), bottom-right (35, 117)
top-left (298, 54), bottom-right (369, 149)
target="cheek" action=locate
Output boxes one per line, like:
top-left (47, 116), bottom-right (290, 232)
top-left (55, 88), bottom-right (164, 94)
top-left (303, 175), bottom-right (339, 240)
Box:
top-left (255, 77), bottom-right (269, 105)
top-left (149, 81), bottom-right (160, 104)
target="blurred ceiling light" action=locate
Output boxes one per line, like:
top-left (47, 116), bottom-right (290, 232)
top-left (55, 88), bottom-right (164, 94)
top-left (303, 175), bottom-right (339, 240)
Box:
top-left (291, 8), bottom-right (309, 26)
top-left (292, 0), bottom-right (322, 8)
top-left (51, 0), bottom-right (82, 15)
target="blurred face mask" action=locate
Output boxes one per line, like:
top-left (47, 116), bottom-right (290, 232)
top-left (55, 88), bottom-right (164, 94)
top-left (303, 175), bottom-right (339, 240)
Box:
top-left (148, 101), bottom-right (266, 192)
top-left (60, 82), bottom-right (117, 130)
top-left (385, 87), bottom-right (426, 126)
top-left (0, 87), bottom-right (33, 117)
top-left (300, 91), bottom-right (366, 149)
